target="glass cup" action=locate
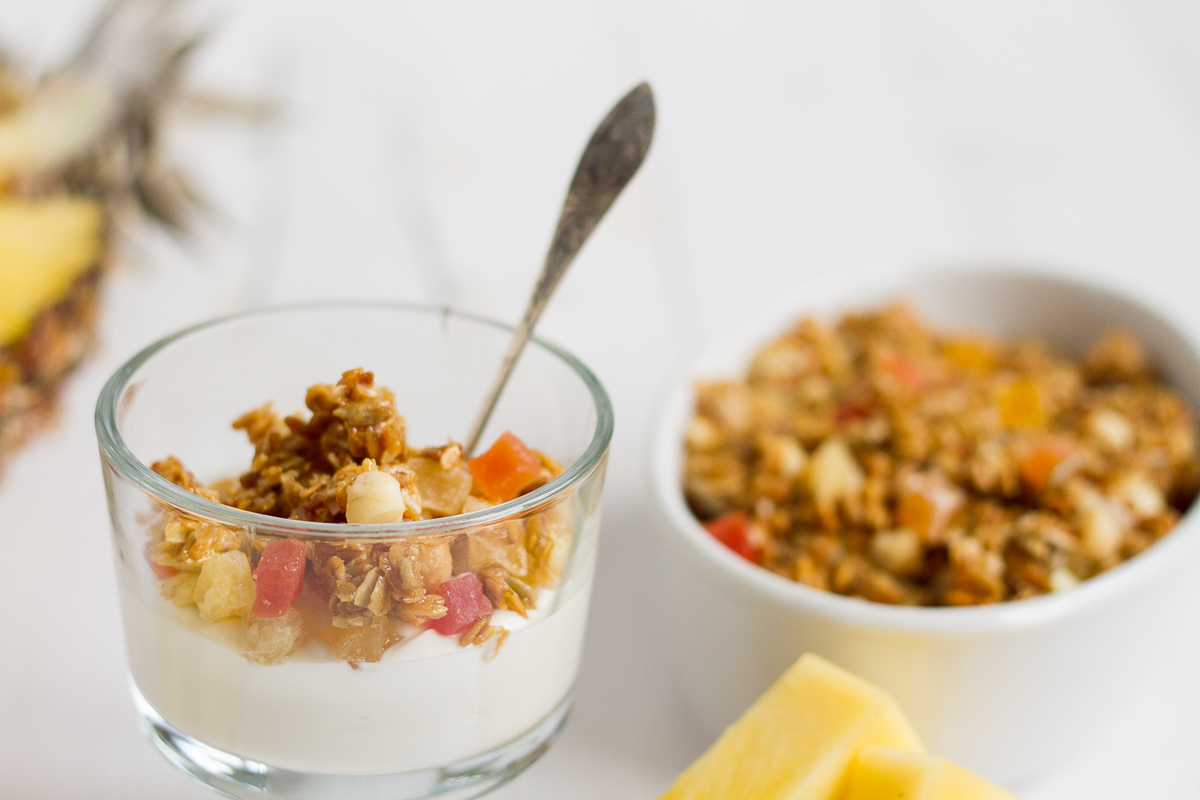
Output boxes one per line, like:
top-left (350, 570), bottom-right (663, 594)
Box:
top-left (95, 303), bottom-right (612, 800)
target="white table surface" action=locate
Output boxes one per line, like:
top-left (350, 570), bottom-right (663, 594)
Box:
top-left (4, 1), bottom-right (1200, 797)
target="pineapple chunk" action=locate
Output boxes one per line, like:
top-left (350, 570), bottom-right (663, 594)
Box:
top-left (0, 197), bottom-right (104, 346)
top-left (244, 608), bottom-right (306, 665)
top-left (453, 523), bottom-right (529, 575)
top-left (161, 571), bottom-right (199, 608)
top-left (317, 618), bottom-right (404, 663)
top-left (842, 747), bottom-right (1019, 800)
top-left (193, 551), bottom-right (255, 623)
top-left (406, 456), bottom-right (473, 517)
top-left (659, 654), bottom-right (922, 800)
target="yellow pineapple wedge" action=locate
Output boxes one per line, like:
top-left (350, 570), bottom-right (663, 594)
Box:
top-left (0, 196), bottom-right (104, 346)
top-left (659, 654), bottom-right (922, 800)
top-left (842, 746), bottom-right (1020, 800)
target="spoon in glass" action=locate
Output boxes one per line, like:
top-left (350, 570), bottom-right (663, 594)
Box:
top-left (464, 81), bottom-right (656, 455)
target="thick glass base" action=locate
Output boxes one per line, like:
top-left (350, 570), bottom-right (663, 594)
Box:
top-left (132, 683), bottom-right (572, 800)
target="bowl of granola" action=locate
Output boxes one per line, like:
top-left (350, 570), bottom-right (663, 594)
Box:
top-left (96, 303), bottom-right (612, 800)
top-left (650, 263), bottom-right (1200, 785)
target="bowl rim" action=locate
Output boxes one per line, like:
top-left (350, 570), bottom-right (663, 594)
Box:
top-left (95, 301), bottom-right (614, 539)
top-left (650, 260), bottom-right (1200, 634)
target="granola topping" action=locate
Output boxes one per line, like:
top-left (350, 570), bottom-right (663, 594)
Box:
top-left (684, 304), bottom-right (1200, 606)
top-left (147, 368), bottom-right (569, 664)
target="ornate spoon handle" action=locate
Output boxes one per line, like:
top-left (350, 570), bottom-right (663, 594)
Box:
top-left (464, 82), bottom-right (656, 455)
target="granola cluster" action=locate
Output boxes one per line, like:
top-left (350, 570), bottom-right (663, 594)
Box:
top-left (684, 304), bottom-right (1200, 606)
top-left (148, 369), bottom-right (570, 664)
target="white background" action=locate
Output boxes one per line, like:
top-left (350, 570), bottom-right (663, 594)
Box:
top-left (2, 1), bottom-right (1200, 797)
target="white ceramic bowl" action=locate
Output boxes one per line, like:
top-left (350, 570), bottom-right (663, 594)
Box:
top-left (650, 263), bottom-right (1200, 787)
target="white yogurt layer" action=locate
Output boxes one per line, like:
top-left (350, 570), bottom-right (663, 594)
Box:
top-left (119, 558), bottom-right (594, 775)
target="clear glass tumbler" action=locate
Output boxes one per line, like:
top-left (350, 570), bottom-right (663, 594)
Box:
top-left (95, 303), bottom-right (612, 800)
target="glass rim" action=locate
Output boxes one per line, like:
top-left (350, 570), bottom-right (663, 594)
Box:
top-left (95, 301), bottom-right (614, 539)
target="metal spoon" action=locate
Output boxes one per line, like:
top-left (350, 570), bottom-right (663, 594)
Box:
top-left (464, 81), bottom-right (656, 455)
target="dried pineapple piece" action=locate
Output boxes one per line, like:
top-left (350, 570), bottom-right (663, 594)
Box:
top-left (526, 505), bottom-right (572, 588)
top-left (406, 456), bottom-right (473, 517)
top-left (999, 379), bottom-right (1043, 429)
top-left (244, 608), bottom-right (306, 665)
top-left (317, 618), bottom-right (404, 663)
top-left (895, 470), bottom-right (964, 542)
top-left (161, 571), bottom-right (199, 608)
top-left (454, 523), bottom-right (528, 575)
top-left (193, 551), bottom-right (254, 622)
top-left (943, 336), bottom-right (996, 375)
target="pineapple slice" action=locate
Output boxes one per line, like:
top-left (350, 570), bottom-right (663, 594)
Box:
top-left (0, 196), bottom-right (103, 346)
top-left (659, 654), bottom-right (922, 800)
top-left (842, 746), bottom-right (1020, 800)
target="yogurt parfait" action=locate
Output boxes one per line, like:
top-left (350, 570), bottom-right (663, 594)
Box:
top-left (97, 304), bottom-right (611, 800)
